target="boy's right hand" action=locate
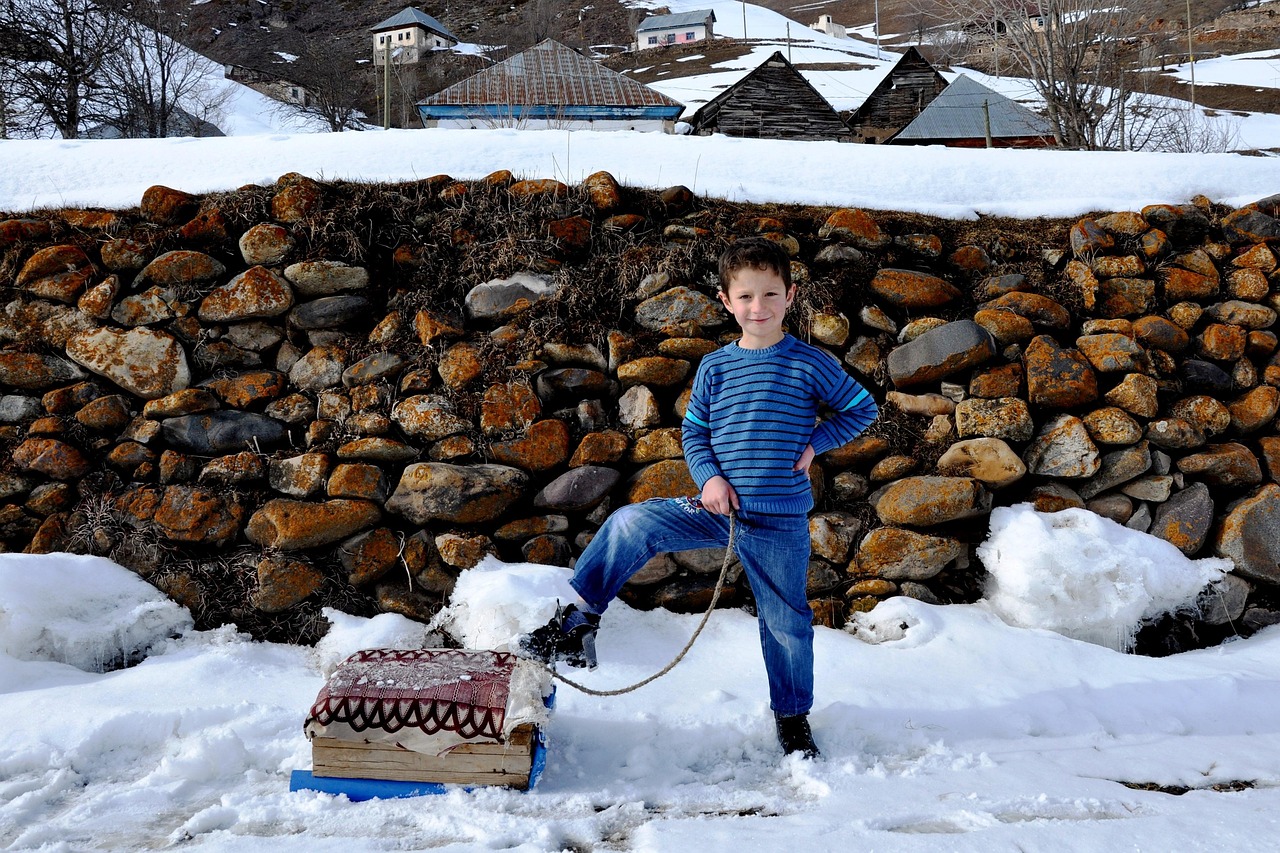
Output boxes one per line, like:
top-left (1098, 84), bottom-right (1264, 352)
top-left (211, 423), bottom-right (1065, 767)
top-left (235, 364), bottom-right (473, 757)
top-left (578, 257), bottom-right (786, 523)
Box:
top-left (700, 475), bottom-right (740, 516)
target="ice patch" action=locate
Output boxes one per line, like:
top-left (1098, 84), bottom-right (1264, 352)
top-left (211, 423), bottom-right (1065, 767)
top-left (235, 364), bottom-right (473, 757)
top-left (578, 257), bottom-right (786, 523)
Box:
top-left (978, 504), bottom-right (1232, 651)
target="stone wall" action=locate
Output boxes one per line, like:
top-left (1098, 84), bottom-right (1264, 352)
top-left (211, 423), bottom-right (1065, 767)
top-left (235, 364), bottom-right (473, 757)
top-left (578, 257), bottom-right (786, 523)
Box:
top-left (1, 173), bottom-right (1278, 649)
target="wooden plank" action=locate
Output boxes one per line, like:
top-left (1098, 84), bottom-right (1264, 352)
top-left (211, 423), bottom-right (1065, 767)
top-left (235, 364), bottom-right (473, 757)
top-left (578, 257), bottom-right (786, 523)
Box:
top-left (311, 735), bottom-right (535, 786)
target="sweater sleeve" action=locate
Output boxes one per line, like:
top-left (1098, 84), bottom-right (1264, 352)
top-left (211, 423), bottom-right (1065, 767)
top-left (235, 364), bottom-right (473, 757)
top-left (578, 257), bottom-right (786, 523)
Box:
top-left (681, 359), bottom-right (726, 489)
top-left (808, 354), bottom-right (879, 457)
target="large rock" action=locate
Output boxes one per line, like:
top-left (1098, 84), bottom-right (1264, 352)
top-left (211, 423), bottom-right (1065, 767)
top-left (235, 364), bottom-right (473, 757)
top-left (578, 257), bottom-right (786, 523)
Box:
top-left (954, 397), bottom-right (1033, 441)
top-left (465, 273), bottom-right (557, 321)
top-left (17, 245), bottom-right (94, 303)
top-left (291, 295), bottom-right (372, 330)
top-left (1024, 335), bottom-right (1098, 408)
top-left (490, 419), bottom-right (571, 472)
top-left (283, 260), bottom-right (369, 296)
top-left (626, 459), bottom-right (698, 503)
top-left (238, 223), bottom-right (295, 266)
top-left (140, 185), bottom-right (198, 225)
top-left (254, 556), bottom-right (323, 613)
top-left (199, 266), bottom-right (294, 322)
top-left (534, 465), bottom-right (620, 511)
top-left (386, 463), bottom-right (527, 524)
top-left (289, 344), bottom-right (347, 391)
top-left (979, 292), bottom-right (1071, 330)
top-left (936, 438), bottom-right (1026, 488)
top-left (1177, 443), bottom-right (1262, 488)
top-left (152, 485), bottom-right (246, 546)
top-left (246, 499), bottom-right (380, 550)
top-left (391, 395), bottom-right (471, 441)
top-left (135, 250), bottom-right (226, 288)
top-left (480, 382), bottom-right (542, 436)
top-left (874, 476), bottom-right (991, 527)
top-left (634, 286), bottom-right (726, 334)
top-left (66, 327), bottom-right (190, 399)
top-left (1078, 441), bottom-right (1151, 500)
top-left (0, 352), bottom-right (86, 391)
top-left (856, 527), bottom-right (966, 580)
top-left (1022, 414), bottom-right (1101, 478)
top-left (1150, 481), bottom-right (1214, 555)
top-left (818, 208), bottom-right (889, 249)
top-left (1215, 484), bottom-right (1280, 583)
top-left (869, 269), bottom-right (960, 309)
top-left (13, 438), bottom-right (91, 479)
top-left (887, 320), bottom-right (996, 388)
top-left (1075, 333), bottom-right (1150, 373)
top-left (160, 411), bottom-right (288, 454)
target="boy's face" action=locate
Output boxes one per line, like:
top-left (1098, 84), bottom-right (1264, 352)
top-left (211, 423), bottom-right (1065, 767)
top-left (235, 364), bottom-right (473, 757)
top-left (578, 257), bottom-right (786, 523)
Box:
top-left (719, 266), bottom-right (796, 350)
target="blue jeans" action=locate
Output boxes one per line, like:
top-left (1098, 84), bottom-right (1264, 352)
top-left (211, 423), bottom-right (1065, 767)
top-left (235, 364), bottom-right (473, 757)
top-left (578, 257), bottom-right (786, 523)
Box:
top-left (570, 497), bottom-right (815, 716)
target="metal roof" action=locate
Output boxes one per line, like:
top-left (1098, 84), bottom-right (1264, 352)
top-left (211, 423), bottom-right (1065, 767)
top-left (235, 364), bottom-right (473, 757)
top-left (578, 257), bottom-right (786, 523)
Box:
top-left (891, 74), bottom-right (1053, 141)
top-left (369, 7), bottom-right (458, 41)
top-left (419, 39), bottom-right (683, 109)
top-left (636, 9), bottom-right (716, 32)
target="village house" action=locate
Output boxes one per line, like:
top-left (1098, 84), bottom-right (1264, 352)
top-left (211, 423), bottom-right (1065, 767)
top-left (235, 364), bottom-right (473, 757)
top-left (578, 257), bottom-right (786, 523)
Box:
top-left (845, 46), bottom-right (949, 143)
top-left (811, 14), bottom-right (847, 39)
top-left (223, 64), bottom-right (312, 108)
top-left (688, 51), bottom-right (851, 141)
top-left (887, 74), bottom-right (1056, 147)
top-left (370, 7), bottom-right (459, 65)
top-left (417, 39), bottom-right (684, 131)
top-left (635, 10), bottom-right (716, 50)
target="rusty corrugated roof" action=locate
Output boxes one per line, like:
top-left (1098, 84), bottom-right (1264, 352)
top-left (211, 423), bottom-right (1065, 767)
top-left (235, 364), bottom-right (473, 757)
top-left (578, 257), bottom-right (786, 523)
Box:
top-left (419, 39), bottom-right (682, 108)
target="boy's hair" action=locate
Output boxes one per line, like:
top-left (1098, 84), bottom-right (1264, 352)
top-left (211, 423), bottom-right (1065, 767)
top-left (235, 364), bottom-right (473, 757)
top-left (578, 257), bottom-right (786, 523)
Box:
top-left (717, 237), bottom-right (792, 293)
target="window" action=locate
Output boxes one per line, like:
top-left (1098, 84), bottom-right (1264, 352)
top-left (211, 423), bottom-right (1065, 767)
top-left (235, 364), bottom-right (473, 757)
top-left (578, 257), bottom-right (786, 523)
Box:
top-left (378, 35), bottom-right (386, 43)
top-left (647, 36), bottom-right (657, 44)
top-left (686, 31), bottom-right (696, 39)
top-left (665, 33), bottom-right (675, 43)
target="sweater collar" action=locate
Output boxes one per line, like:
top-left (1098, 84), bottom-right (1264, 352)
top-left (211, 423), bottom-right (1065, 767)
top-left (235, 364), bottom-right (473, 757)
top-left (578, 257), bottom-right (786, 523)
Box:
top-left (727, 333), bottom-right (797, 359)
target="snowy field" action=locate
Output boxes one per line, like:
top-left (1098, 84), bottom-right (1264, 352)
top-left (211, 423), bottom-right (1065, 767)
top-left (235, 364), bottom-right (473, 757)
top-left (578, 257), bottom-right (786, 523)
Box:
top-left (3, 506), bottom-right (1280, 851)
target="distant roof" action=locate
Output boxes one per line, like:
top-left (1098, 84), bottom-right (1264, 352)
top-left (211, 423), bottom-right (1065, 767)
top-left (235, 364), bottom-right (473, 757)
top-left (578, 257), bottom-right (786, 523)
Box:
top-left (636, 10), bottom-right (716, 32)
top-left (891, 74), bottom-right (1053, 141)
top-left (419, 39), bottom-right (683, 109)
top-left (370, 7), bottom-right (458, 41)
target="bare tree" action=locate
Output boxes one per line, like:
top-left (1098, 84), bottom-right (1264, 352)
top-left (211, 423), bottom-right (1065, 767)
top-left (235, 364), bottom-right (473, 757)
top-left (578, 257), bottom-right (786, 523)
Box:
top-left (911, 0), bottom-right (1169, 149)
top-left (96, 0), bottom-right (228, 137)
top-left (272, 38), bottom-right (370, 132)
top-left (0, 0), bottom-right (123, 138)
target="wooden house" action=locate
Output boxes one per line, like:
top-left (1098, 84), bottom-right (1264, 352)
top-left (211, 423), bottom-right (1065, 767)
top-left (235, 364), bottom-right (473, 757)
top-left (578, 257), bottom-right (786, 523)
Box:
top-left (417, 39), bottom-right (684, 131)
top-left (846, 46), bottom-right (948, 144)
top-left (687, 51), bottom-right (851, 142)
top-left (636, 10), bottom-right (716, 50)
top-left (887, 74), bottom-right (1056, 148)
top-left (371, 7), bottom-right (459, 65)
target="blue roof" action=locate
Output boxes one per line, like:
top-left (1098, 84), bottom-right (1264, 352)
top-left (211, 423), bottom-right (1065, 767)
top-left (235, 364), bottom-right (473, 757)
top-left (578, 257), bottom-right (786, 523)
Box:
top-left (636, 9), bottom-right (716, 32)
top-left (370, 7), bottom-right (458, 42)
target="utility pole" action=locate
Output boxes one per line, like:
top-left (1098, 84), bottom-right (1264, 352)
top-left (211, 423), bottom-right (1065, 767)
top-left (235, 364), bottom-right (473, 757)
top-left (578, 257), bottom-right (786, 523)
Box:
top-left (786, 22), bottom-right (791, 63)
top-left (742, 0), bottom-right (747, 42)
top-left (874, 0), bottom-right (881, 59)
top-left (384, 39), bottom-right (391, 130)
top-left (1186, 0), bottom-right (1196, 113)
top-left (982, 99), bottom-right (992, 148)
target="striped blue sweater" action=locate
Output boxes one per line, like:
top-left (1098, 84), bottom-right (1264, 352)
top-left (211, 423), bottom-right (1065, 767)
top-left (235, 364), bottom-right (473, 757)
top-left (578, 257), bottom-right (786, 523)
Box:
top-left (682, 334), bottom-right (879, 515)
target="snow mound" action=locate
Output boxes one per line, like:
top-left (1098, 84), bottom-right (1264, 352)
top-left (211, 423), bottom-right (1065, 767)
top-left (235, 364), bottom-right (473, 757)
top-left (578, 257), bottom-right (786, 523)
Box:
top-left (0, 554), bottom-right (192, 672)
top-left (313, 607), bottom-right (437, 677)
top-left (977, 504), bottom-right (1232, 651)
top-left (433, 556), bottom-right (578, 650)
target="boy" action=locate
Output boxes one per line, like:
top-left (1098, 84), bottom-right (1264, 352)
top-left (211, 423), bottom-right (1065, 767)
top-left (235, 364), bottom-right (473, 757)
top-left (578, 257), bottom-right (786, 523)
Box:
top-left (518, 237), bottom-right (878, 758)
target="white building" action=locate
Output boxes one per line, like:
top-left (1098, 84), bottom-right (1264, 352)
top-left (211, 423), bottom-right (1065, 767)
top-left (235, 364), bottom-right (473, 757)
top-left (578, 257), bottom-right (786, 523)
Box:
top-left (370, 7), bottom-right (459, 65)
top-left (810, 14), bottom-right (847, 39)
top-left (635, 10), bottom-right (716, 50)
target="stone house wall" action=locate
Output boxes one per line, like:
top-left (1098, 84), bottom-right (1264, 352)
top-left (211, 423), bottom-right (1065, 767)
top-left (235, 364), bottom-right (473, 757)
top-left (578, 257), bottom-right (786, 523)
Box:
top-left (1, 174), bottom-right (1278, 649)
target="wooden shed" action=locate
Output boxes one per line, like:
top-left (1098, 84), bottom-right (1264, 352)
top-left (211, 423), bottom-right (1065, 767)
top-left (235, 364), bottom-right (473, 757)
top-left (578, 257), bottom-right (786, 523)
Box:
top-left (687, 51), bottom-right (851, 142)
top-left (846, 46), bottom-right (948, 144)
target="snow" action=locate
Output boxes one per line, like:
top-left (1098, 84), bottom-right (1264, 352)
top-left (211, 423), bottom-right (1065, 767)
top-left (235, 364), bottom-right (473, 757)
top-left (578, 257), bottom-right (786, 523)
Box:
top-left (1162, 49), bottom-right (1280, 90)
top-left (979, 506), bottom-right (1232, 651)
top-left (5, 506), bottom-right (1280, 850)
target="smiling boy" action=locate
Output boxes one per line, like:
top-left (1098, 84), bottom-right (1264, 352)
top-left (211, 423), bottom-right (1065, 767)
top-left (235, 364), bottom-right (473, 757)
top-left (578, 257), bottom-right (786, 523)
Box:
top-left (519, 237), bottom-right (879, 759)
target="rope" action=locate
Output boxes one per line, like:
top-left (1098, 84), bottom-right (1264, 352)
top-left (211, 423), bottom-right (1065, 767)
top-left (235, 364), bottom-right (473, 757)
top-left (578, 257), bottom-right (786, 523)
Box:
top-left (540, 511), bottom-right (738, 697)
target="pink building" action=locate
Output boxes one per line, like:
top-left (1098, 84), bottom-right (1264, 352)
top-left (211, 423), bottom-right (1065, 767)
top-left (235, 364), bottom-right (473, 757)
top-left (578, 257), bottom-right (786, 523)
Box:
top-left (635, 9), bottom-right (716, 50)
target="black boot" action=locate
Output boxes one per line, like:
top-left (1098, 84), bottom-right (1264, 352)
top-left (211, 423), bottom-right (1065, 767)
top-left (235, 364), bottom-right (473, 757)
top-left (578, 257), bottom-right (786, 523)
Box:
top-left (515, 603), bottom-right (601, 669)
top-left (775, 712), bottom-right (820, 759)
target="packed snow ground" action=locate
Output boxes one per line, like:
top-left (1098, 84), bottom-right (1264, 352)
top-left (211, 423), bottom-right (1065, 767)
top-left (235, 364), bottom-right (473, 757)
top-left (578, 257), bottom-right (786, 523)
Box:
top-left (2, 506), bottom-right (1279, 851)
